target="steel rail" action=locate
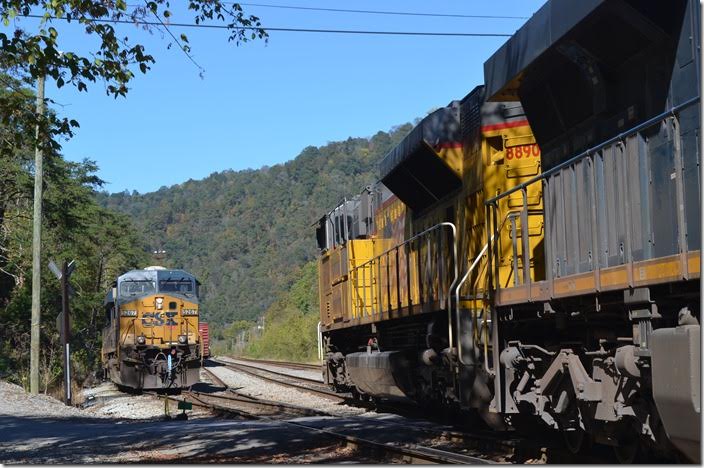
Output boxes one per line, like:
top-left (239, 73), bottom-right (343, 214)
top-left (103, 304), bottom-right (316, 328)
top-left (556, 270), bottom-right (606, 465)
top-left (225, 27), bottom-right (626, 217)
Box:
top-left (214, 358), bottom-right (324, 384)
top-left (212, 359), bottom-right (346, 401)
top-left (282, 419), bottom-right (496, 464)
top-left (188, 390), bottom-right (327, 417)
top-left (201, 365), bottom-right (228, 388)
top-left (225, 356), bottom-right (322, 371)
top-left (168, 390), bottom-right (495, 464)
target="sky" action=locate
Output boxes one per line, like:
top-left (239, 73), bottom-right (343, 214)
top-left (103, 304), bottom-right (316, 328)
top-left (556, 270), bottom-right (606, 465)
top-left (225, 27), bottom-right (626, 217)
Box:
top-left (9, 0), bottom-right (545, 194)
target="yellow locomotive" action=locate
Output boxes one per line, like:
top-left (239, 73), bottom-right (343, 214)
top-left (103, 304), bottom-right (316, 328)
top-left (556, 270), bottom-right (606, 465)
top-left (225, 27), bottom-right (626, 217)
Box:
top-left (317, 0), bottom-right (701, 462)
top-left (102, 266), bottom-right (203, 390)
top-left (317, 86), bottom-right (542, 412)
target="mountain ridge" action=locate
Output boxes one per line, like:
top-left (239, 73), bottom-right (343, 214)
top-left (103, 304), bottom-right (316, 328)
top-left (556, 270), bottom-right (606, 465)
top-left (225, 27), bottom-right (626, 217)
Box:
top-left (98, 123), bottom-right (413, 325)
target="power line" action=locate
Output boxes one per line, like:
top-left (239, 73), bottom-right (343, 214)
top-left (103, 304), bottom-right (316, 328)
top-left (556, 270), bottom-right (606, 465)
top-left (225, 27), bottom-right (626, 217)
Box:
top-left (21, 14), bottom-right (513, 37)
top-left (237, 2), bottom-right (529, 20)
top-left (149, 10), bottom-right (205, 72)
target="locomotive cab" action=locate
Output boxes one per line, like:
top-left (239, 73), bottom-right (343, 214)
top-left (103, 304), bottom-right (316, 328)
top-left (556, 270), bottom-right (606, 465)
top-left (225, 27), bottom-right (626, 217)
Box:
top-left (101, 266), bottom-right (203, 390)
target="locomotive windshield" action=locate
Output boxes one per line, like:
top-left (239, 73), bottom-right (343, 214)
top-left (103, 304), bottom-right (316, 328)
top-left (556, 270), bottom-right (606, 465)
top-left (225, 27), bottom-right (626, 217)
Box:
top-left (159, 279), bottom-right (194, 294)
top-left (120, 280), bottom-right (156, 296)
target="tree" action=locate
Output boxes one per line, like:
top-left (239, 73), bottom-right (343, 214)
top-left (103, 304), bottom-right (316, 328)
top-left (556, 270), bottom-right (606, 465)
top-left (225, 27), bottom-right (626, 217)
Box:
top-left (0, 148), bottom-right (149, 389)
top-left (99, 124), bottom-right (414, 326)
top-left (0, 0), bottom-right (267, 151)
top-left (0, 75), bottom-right (150, 389)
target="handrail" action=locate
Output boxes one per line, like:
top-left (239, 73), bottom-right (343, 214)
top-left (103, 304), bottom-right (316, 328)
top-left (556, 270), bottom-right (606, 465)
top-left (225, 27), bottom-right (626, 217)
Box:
top-left (353, 222), bottom-right (457, 272)
top-left (198, 328), bottom-right (204, 366)
top-left (451, 209), bottom-right (514, 366)
top-left (317, 321), bottom-right (323, 361)
top-left (350, 222), bottom-right (458, 350)
top-left (453, 239), bottom-right (491, 366)
top-left (485, 95), bottom-right (700, 205)
top-left (507, 209), bottom-right (544, 286)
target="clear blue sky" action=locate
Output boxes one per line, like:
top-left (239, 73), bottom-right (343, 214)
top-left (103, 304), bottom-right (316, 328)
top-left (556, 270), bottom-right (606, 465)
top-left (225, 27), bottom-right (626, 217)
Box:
top-left (13, 1), bottom-right (544, 194)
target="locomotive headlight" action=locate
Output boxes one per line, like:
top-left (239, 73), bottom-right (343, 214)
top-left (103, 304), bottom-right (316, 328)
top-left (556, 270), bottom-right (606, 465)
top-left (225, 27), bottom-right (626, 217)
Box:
top-left (178, 334), bottom-right (188, 344)
top-left (182, 309), bottom-right (198, 316)
top-left (136, 335), bottom-right (146, 345)
top-left (120, 310), bottom-right (137, 317)
top-left (155, 297), bottom-right (164, 310)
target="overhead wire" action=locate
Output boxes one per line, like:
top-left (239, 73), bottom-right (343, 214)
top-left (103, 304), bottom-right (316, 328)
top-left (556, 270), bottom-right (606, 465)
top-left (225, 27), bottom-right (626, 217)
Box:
top-left (148, 10), bottom-right (205, 73)
top-left (20, 14), bottom-right (514, 37)
top-left (235, 2), bottom-right (529, 20)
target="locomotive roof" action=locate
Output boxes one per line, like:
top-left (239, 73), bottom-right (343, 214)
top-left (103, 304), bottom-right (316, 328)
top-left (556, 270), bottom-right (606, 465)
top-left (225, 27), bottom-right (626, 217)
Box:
top-left (379, 102), bottom-right (461, 182)
top-left (118, 268), bottom-right (199, 284)
top-left (483, 0), bottom-right (605, 101)
top-left (104, 268), bottom-right (200, 305)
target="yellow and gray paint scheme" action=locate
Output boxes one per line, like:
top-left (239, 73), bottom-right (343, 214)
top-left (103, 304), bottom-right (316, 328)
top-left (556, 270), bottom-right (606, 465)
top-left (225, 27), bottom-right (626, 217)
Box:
top-left (318, 86), bottom-right (542, 332)
top-left (101, 266), bottom-right (202, 389)
top-left (316, 86), bottom-right (544, 407)
top-left (317, 0), bottom-right (701, 462)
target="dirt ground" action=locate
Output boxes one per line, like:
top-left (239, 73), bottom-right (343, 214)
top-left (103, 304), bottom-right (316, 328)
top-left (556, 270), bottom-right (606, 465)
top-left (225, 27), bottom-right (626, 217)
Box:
top-left (0, 379), bottom-right (442, 463)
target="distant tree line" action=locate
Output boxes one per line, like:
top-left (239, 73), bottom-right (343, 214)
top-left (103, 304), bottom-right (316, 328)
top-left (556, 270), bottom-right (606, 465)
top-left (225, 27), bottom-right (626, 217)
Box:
top-left (99, 124), bottom-right (414, 329)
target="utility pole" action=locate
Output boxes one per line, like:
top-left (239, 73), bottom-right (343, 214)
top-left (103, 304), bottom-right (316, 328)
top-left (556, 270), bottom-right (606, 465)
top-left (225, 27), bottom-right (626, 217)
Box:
top-left (49, 259), bottom-right (76, 405)
top-left (61, 261), bottom-right (71, 405)
top-left (30, 74), bottom-right (45, 396)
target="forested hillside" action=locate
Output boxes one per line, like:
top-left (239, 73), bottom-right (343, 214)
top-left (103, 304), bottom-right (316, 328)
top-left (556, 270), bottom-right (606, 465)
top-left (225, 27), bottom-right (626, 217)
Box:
top-left (244, 261), bottom-right (319, 362)
top-left (99, 124), bottom-right (413, 326)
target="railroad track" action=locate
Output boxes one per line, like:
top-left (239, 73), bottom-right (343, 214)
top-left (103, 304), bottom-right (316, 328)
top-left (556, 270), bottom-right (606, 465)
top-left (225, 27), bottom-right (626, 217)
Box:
top-left (226, 356), bottom-right (322, 372)
top-left (202, 363), bottom-right (542, 462)
top-left (142, 363), bottom-right (608, 463)
top-left (197, 367), bottom-right (330, 418)
top-left (208, 358), bottom-right (346, 402)
top-left (160, 367), bottom-right (497, 464)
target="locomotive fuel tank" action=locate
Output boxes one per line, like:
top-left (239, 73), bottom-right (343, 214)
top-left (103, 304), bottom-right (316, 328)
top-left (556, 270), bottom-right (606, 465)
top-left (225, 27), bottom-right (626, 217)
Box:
top-left (345, 351), bottom-right (414, 399)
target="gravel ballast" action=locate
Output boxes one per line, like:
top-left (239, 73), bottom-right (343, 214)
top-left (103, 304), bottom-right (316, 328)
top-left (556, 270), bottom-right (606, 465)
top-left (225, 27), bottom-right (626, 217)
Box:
top-left (217, 356), bottom-right (323, 382)
top-left (0, 379), bottom-right (210, 421)
top-left (0, 381), bottom-right (90, 419)
top-left (206, 365), bottom-right (370, 417)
